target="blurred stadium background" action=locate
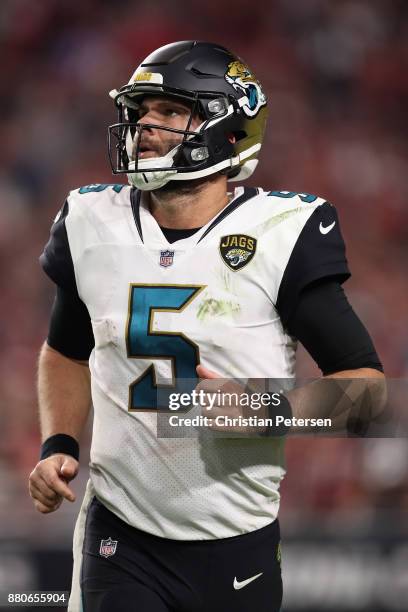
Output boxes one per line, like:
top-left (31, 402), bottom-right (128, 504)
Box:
top-left (1, 0), bottom-right (407, 610)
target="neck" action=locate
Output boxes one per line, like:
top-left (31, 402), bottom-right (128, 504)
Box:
top-left (148, 175), bottom-right (230, 229)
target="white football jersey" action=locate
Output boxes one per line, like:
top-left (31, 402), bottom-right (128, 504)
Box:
top-left (41, 183), bottom-right (349, 539)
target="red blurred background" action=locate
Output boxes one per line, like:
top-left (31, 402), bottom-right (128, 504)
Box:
top-left (0, 1), bottom-right (407, 609)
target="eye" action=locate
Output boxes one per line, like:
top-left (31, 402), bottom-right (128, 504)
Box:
top-left (164, 107), bottom-right (181, 117)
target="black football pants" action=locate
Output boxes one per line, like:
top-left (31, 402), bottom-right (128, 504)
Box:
top-left (81, 497), bottom-right (283, 612)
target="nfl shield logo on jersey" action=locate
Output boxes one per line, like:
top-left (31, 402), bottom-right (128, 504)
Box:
top-left (219, 234), bottom-right (257, 271)
top-left (99, 537), bottom-right (118, 558)
top-left (159, 249), bottom-right (175, 267)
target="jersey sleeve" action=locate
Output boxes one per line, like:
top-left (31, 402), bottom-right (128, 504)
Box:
top-left (276, 201), bottom-right (350, 328)
top-left (39, 200), bottom-right (76, 291)
top-left (286, 281), bottom-right (383, 374)
top-left (48, 286), bottom-right (94, 360)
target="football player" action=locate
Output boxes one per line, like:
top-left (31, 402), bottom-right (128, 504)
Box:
top-left (29, 41), bottom-right (384, 612)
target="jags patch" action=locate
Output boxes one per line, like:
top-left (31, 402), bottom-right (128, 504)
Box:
top-left (219, 234), bottom-right (257, 271)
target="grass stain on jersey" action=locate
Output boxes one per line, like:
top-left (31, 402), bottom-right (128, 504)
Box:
top-left (253, 205), bottom-right (316, 236)
top-left (197, 298), bottom-right (241, 321)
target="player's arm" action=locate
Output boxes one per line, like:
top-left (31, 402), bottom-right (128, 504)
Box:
top-left (282, 280), bottom-right (386, 431)
top-left (30, 287), bottom-right (94, 513)
top-left (38, 343), bottom-right (91, 442)
top-left (274, 201), bottom-right (386, 430)
top-left (39, 285), bottom-right (94, 441)
top-left (30, 197), bottom-right (95, 513)
top-left (30, 344), bottom-right (91, 514)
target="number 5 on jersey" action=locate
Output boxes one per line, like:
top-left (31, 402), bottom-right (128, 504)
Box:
top-left (126, 284), bottom-right (205, 410)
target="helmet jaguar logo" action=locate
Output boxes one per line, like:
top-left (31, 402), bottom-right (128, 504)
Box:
top-left (219, 234), bottom-right (257, 271)
top-left (225, 61), bottom-right (266, 118)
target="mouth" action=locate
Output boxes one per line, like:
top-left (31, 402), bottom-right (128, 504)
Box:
top-left (137, 143), bottom-right (159, 158)
top-left (139, 149), bottom-right (158, 158)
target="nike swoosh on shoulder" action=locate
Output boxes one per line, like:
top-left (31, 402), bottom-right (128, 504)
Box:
top-left (233, 572), bottom-right (263, 590)
top-left (319, 221), bottom-right (336, 234)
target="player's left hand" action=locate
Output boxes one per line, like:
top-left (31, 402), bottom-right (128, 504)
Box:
top-left (196, 365), bottom-right (266, 434)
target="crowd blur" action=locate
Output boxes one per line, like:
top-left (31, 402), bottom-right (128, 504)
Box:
top-left (0, 0), bottom-right (407, 541)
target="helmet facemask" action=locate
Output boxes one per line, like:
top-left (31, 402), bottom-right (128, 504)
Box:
top-left (108, 88), bottom-right (236, 190)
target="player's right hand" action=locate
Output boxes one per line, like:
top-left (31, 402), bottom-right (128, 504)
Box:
top-left (29, 454), bottom-right (79, 514)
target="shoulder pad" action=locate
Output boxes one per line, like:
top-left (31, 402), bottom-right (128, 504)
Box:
top-left (67, 183), bottom-right (129, 213)
top-left (75, 183), bottom-right (127, 195)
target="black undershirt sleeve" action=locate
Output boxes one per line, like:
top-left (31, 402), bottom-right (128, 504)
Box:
top-left (276, 202), bottom-right (350, 327)
top-left (286, 280), bottom-right (383, 375)
top-left (274, 201), bottom-right (382, 373)
top-left (47, 286), bottom-right (94, 360)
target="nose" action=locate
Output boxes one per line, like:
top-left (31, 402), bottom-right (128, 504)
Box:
top-left (137, 116), bottom-right (153, 134)
top-left (137, 109), bottom-right (162, 128)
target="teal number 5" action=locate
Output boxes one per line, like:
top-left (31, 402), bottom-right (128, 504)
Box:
top-left (268, 190), bottom-right (317, 203)
top-left (126, 284), bottom-right (204, 410)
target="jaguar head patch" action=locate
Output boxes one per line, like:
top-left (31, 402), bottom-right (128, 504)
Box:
top-left (219, 234), bottom-right (257, 271)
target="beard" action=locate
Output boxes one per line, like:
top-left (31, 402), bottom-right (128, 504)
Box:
top-left (137, 137), bottom-right (181, 158)
top-left (154, 171), bottom-right (222, 198)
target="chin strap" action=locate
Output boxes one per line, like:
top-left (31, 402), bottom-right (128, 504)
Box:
top-left (127, 170), bottom-right (176, 191)
top-left (127, 145), bottom-right (180, 191)
top-left (128, 157), bottom-right (259, 191)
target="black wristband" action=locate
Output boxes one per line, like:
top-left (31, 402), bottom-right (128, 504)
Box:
top-left (40, 434), bottom-right (79, 461)
top-left (261, 393), bottom-right (292, 437)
